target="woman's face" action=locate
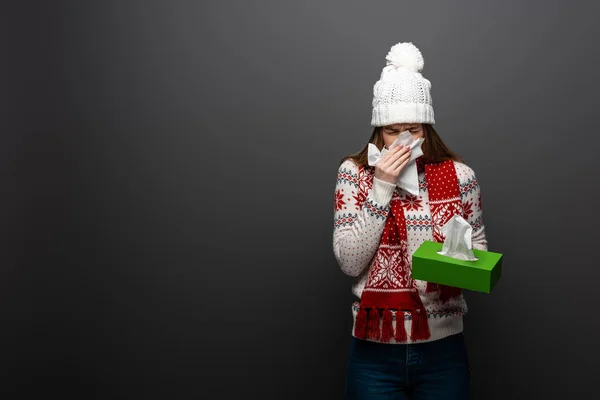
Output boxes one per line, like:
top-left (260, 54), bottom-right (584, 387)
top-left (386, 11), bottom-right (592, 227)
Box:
top-left (382, 123), bottom-right (424, 149)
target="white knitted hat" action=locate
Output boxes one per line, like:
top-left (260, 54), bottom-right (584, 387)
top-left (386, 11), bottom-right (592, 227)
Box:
top-left (371, 42), bottom-right (435, 126)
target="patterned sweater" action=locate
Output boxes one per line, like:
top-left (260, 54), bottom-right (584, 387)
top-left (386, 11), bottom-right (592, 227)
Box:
top-left (333, 158), bottom-right (488, 344)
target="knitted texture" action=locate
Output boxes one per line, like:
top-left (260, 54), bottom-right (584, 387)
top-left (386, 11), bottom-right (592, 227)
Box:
top-left (371, 42), bottom-right (434, 126)
top-left (333, 158), bottom-right (487, 344)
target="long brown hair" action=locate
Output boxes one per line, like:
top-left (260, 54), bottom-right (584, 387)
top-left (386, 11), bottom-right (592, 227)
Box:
top-left (340, 124), bottom-right (464, 166)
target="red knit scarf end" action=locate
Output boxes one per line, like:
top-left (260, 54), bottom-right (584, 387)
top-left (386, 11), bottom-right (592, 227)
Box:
top-left (353, 306), bottom-right (431, 343)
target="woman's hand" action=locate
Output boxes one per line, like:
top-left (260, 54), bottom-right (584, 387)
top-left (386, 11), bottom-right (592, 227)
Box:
top-left (373, 145), bottom-right (412, 184)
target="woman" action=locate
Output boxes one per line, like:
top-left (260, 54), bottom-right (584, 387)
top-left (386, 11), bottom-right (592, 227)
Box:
top-left (332, 42), bottom-right (488, 399)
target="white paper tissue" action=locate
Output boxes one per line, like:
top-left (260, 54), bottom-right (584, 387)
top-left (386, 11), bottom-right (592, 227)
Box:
top-left (437, 215), bottom-right (479, 261)
top-left (367, 131), bottom-right (425, 196)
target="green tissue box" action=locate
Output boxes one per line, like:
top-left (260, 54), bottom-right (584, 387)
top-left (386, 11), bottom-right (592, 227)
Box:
top-left (411, 241), bottom-right (503, 293)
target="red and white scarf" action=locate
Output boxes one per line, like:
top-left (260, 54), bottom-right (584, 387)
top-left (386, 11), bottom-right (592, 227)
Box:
top-left (354, 158), bottom-right (464, 343)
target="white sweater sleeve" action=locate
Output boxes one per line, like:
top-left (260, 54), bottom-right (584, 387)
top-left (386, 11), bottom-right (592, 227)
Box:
top-left (332, 159), bottom-right (397, 277)
top-left (455, 163), bottom-right (488, 251)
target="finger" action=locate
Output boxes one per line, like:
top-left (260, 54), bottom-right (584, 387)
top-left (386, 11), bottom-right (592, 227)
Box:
top-left (391, 152), bottom-right (411, 171)
top-left (391, 152), bottom-right (411, 170)
top-left (388, 147), bottom-right (411, 165)
top-left (392, 159), bottom-right (410, 175)
top-left (382, 146), bottom-right (408, 165)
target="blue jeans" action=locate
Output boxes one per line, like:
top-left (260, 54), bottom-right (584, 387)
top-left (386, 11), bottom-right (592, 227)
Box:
top-left (344, 332), bottom-right (470, 400)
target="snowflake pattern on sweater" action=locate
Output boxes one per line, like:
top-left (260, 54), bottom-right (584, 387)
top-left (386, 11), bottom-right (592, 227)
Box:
top-left (332, 158), bottom-right (488, 343)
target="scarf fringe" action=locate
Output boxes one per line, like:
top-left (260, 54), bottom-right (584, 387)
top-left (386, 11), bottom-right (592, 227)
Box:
top-left (354, 307), bottom-right (367, 339)
top-left (410, 308), bottom-right (431, 341)
top-left (381, 308), bottom-right (394, 343)
top-left (354, 306), bottom-right (432, 343)
top-left (366, 308), bottom-right (381, 340)
top-left (394, 311), bottom-right (408, 342)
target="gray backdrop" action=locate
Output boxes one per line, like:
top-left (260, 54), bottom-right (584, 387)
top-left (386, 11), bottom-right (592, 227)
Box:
top-left (4, 0), bottom-right (600, 399)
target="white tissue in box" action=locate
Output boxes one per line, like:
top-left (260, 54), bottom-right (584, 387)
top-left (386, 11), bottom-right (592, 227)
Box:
top-left (437, 215), bottom-right (478, 261)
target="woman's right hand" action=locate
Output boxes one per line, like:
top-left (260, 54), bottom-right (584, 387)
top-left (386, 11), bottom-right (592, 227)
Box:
top-left (373, 145), bottom-right (412, 185)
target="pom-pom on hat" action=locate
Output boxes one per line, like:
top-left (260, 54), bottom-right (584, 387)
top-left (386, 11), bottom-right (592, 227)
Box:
top-left (371, 42), bottom-right (435, 126)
